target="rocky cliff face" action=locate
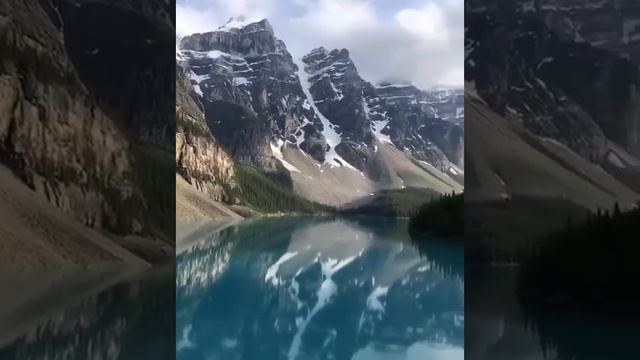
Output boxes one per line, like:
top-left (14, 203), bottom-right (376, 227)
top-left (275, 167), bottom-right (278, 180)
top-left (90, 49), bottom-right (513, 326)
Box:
top-left (300, 47), bottom-right (375, 164)
top-left (366, 83), bottom-right (464, 170)
top-left (0, 0), bottom-right (175, 237)
top-left (511, 0), bottom-right (640, 63)
top-left (176, 64), bottom-right (236, 202)
top-left (299, 47), bottom-right (463, 172)
top-left (179, 19), bottom-right (321, 170)
top-left (466, 0), bottom-right (640, 160)
top-left (0, 0), bottom-right (137, 231)
top-left (178, 18), bottom-right (463, 180)
top-left (43, 0), bottom-right (176, 148)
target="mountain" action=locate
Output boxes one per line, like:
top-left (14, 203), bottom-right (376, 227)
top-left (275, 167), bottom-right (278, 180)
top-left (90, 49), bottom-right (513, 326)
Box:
top-left (465, 95), bottom-right (637, 209)
top-left (0, 0), bottom-right (173, 268)
top-left (466, 0), bottom-right (640, 209)
top-left (367, 84), bottom-right (464, 170)
top-left (41, 0), bottom-right (177, 238)
top-left (176, 66), bottom-right (236, 197)
top-left (505, 0), bottom-right (640, 62)
top-left (176, 63), bottom-right (241, 221)
top-left (177, 18), bottom-right (463, 207)
top-left (1, 0), bottom-right (132, 230)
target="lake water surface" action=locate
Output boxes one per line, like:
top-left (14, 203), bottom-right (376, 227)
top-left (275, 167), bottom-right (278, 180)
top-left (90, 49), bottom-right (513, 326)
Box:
top-left (176, 216), bottom-right (464, 360)
top-left (0, 267), bottom-right (175, 360)
top-left (466, 267), bottom-right (639, 360)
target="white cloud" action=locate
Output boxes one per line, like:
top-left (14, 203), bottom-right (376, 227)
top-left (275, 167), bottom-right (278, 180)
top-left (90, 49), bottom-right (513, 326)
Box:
top-left (215, 0), bottom-right (274, 19)
top-left (396, 4), bottom-right (449, 45)
top-left (438, 66), bottom-right (464, 87)
top-left (176, 0), bottom-right (274, 36)
top-left (176, 4), bottom-right (212, 36)
top-left (289, 0), bottom-right (377, 36)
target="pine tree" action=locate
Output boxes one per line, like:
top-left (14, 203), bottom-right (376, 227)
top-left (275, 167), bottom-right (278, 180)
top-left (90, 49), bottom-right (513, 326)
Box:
top-left (613, 202), bottom-right (621, 217)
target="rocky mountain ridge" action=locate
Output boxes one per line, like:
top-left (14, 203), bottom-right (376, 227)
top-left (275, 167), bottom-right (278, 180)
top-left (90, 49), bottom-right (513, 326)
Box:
top-left (176, 63), bottom-right (236, 202)
top-left (465, 0), bottom-right (640, 208)
top-left (467, 0), bottom-right (640, 164)
top-left (1, 0), bottom-right (137, 232)
top-left (177, 18), bottom-right (463, 206)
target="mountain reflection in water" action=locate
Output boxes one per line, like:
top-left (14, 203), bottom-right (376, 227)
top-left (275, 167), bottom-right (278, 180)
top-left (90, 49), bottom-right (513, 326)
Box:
top-left (177, 216), bottom-right (464, 360)
top-left (0, 266), bottom-right (175, 360)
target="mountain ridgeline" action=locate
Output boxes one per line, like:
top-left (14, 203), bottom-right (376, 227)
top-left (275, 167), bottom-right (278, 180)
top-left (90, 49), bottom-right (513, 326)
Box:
top-left (175, 17), bottom-right (463, 213)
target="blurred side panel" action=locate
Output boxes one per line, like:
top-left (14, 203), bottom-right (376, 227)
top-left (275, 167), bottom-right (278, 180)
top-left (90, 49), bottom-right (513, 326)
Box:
top-left (465, 0), bottom-right (640, 359)
top-left (0, 0), bottom-right (176, 358)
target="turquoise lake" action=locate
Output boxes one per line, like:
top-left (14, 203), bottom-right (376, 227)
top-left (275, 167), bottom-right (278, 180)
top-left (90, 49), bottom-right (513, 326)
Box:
top-left (176, 216), bottom-right (464, 360)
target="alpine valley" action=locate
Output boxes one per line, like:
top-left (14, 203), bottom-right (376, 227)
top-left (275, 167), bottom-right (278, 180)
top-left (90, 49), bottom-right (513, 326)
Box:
top-left (175, 17), bottom-right (464, 219)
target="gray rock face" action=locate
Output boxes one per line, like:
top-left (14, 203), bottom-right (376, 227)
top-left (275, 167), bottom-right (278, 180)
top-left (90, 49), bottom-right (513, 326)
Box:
top-left (42, 0), bottom-right (176, 149)
top-left (467, 0), bottom-right (640, 160)
top-left (179, 19), bottom-right (324, 169)
top-left (0, 0), bottom-right (136, 231)
top-left (514, 0), bottom-right (640, 62)
top-left (1, 0), bottom-right (176, 238)
top-left (302, 47), bottom-right (374, 146)
top-left (366, 84), bottom-right (464, 170)
top-left (300, 46), bottom-right (463, 172)
top-left (181, 19), bottom-right (279, 56)
top-left (176, 63), bottom-right (236, 202)
top-left (178, 18), bottom-right (462, 176)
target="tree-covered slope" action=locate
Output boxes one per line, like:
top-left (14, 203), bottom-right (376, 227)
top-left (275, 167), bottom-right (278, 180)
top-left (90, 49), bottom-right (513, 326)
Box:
top-left (518, 205), bottom-right (640, 310)
top-left (231, 164), bottom-right (332, 214)
top-left (409, 192), bottom-right (464, 240)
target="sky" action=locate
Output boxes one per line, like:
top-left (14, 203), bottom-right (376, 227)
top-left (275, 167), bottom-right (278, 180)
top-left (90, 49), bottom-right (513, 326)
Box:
top-left (176, 0), bottom-right (463, 89)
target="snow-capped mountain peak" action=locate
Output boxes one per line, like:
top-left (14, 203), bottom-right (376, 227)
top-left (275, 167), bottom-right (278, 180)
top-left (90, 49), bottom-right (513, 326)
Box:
top-left (177, 17), bottom-right (464, 204)
top-left (216, 16), bottom-right (273, 34)
top-left (219, 16), bottom-right (251, 29)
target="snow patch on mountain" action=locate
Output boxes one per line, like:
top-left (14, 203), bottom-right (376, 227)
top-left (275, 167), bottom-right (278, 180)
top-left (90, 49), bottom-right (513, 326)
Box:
top-left (377, 83), bottom-right (413, 89)
top-left (180, 49), bottom-right (238, 60)
top-left (449, 164), bottom-right (463, 176)
top-left (295, 58), bottom-right (357, 170)
top-left (372, 120), bottom-right (391, 144)
top-left (188, 70), bottom-right (209, 96)
top-left (232, 76), bottom-right (251, 86)
top-left (364, 100), bottom-right (392, 145)
top-left (271, 140), bottom-right (301, 173)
